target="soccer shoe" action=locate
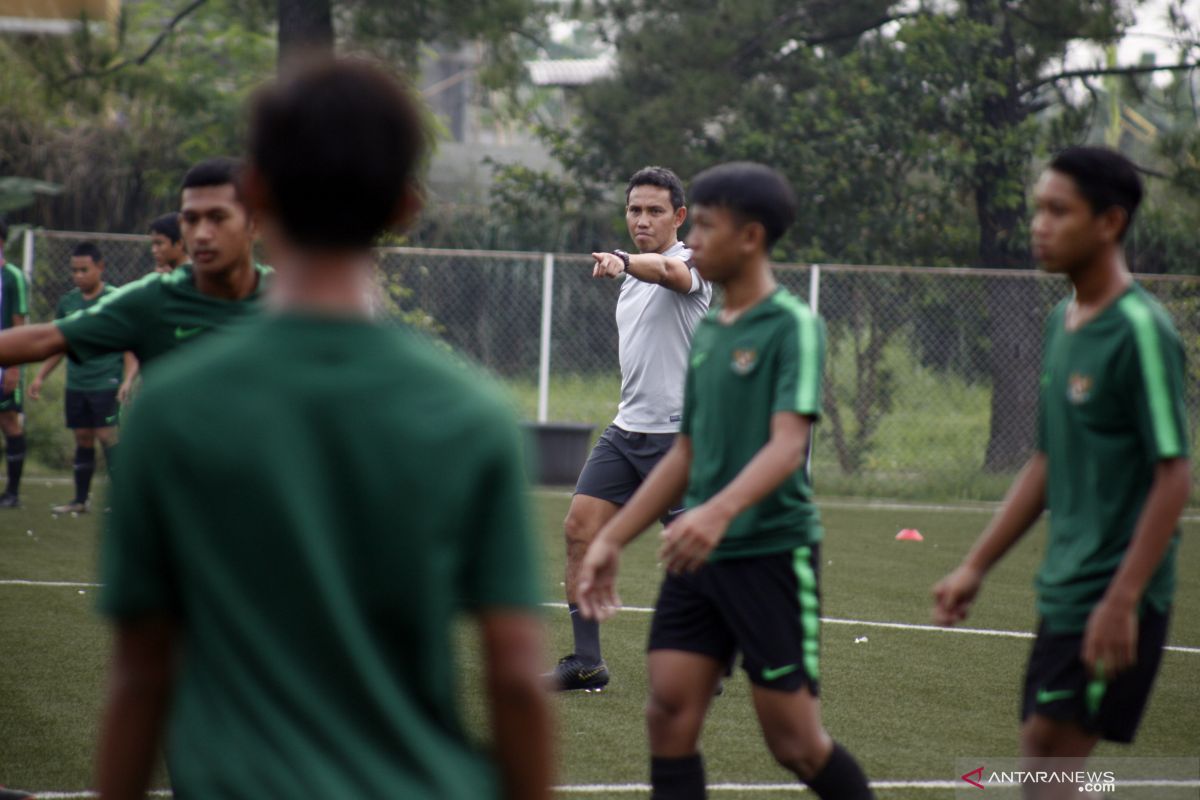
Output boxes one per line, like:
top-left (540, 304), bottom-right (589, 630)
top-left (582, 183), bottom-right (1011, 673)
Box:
top-left (546, 654), bottom-right (610, 692)
top-left (51, 500), bottom-right (89, 514)
top-left (0, 787), bottom-right (36, 799)
top-left (0, 493), bottom-right (19, 509)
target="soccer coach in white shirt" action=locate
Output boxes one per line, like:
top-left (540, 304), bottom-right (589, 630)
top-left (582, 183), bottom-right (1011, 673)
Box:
top-left (548, 166), bottom-right (712, 692)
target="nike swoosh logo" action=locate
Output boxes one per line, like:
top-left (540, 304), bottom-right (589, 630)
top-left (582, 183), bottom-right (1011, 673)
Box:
top-left (104, 415), bottom-right (118, 425)
top-left (691, 351), bottom-right (708, 368)
top-left (174, 325), bottom-right (204, 340)
top-left (1036, 688), bottom-right (1075, 704)
top-left (578, 667), bottom-right (605, 681)
top-left (762, 664), bottom-right (801, 682)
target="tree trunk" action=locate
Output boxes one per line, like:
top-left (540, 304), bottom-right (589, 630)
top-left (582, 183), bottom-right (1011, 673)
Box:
top-left (278, 0), bottom-right (334, 66)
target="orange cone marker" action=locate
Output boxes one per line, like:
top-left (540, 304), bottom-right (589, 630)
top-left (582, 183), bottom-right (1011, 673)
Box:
top-left (895, 528), bottom-right (924, 542)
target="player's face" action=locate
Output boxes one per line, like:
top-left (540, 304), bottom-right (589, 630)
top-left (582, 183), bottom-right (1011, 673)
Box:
top-left (1031, 170), bottom-right (1107, 275)
top-left (685, 204), bottom-right (751, 283)
top-left (150, 231), bottom-right (186, 272)
top-left (69, 256), bottom-right (103, 293)
top-left (179, 184), bottom-right (254, 277)
top-left (626, 185), bottom-right (685, 254)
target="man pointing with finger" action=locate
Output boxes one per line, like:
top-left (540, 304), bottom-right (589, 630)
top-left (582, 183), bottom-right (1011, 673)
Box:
top-left (548, 166), bottom-right (712, 692)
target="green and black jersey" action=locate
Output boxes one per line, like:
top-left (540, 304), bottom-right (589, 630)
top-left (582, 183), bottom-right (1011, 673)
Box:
top-left (55, 263), bottom-right (270, 368)
top-left (100, 313), bottom-right (541, 799)
top-left (681, 287), bottom-right (826, 559)
top-left (1036, 283), bottom-right (1190, 633)
top-left (1, 263), bottom-right (28, 329)
top-left (55, 286), bottom-right (124, 392)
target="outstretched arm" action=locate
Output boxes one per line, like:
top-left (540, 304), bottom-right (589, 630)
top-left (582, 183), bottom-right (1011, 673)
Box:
top-left (932, 453), bottom-right (1047, 625)
top-left (592, 251), bottom-right (697, 294)
top-left (0, 323), bottom-right (69, 368)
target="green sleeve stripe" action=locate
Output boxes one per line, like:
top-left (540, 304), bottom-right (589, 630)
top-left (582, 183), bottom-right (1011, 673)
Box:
top-left (793, 546), bottom-right (821, 681)
top-left (1118, 294), bottom-right (1184, 457)
top-left (5, 265), bottom-right (26, 315)
top-left (772, 293), bottom-right (821, 413)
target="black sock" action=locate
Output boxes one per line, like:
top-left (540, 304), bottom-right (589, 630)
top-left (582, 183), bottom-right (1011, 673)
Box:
top-left (74, 446), bottom-right (96, 504)
top-left (651, 753), bottom-right (705, 800)
top-left (101, 442), bottom-right (116, 479)
top-left (5, 434), bottom-right (25, 496)
top-left (804, 742), bottom-right (873, 800)
top-left (569, 603), bottom-right (602, 663)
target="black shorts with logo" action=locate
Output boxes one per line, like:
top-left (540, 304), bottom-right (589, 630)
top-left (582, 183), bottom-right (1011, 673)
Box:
top-left (65, 388), bottom-right (120, 429)
top-left (1021, 606), bottom-right (1170, 743)
top-left (648, 545), bottom-right (822, 693)
top-left (575, 424), bottom-right (682, 522)
top-left (0, 387), bottom-right (21, 413)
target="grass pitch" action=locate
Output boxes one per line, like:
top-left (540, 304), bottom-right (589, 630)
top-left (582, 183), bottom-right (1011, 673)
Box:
top-left (1, 482), bottom-right (1197, 798)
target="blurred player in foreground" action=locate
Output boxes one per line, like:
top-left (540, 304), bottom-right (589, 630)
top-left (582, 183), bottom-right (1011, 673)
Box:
top-left (934, 147), bottom-right (1190, 798)
top-left (578, 162), bottom-right (873, 799)
top-left (95, 58), bottom-right (552, 800)
top-left (29, 242), bottom-right (135, 513)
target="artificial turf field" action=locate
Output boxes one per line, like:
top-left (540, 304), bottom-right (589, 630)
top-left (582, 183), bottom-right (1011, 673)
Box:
top-left (1, 480), bottom-right (1197, 798)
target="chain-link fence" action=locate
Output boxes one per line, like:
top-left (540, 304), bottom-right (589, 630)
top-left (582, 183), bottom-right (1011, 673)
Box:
top-left (17, 230), bottom-right (1200, 501)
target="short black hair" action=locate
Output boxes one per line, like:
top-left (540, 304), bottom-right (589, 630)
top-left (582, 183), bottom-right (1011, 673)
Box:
top-left (148, 212), bottom-right (182, 243)
top-left (626, 166), bottom-right (686, 211)
top-left (71, 241), bottom-right (103, 263)
top-left (181, 156), bottom-right (244, 198)
top-left (248, 58), bottom-right (427, 249)
top-left (689, 162), bottom-right (797, 248)
top-left (1049, 146), bottom-right (1143, 240)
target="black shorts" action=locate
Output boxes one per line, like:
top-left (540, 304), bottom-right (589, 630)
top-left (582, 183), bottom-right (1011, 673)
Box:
top-left (575, 424), bottom-right (682, 522)
top-left (648, 545), bottom-right (822, 693)
top-left (1021, 606), bottom-right (1170, 743)
top-left (65, 389), bottom-right (120, 429)
top-left (0, 387), bottom-right (21, 413)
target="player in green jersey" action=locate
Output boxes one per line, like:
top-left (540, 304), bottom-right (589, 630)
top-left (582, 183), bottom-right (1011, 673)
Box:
top-left (29, 242), bottom-right (135, 513)
top-left (578, 162), bottom-right (873, 800)
top-left (934, 147), bottom-right (1191, 786)
top-left (148, 213), bottom-right (187, 274)
top-left (0, 157), bottom-right (266, 375)
top-left (95, 58), bottom-right (552, 800)
top-left (0, 220), bottom-right (29, 508)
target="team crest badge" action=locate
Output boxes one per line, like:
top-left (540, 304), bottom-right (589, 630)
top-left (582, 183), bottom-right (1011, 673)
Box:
top-left (731, 348), bottom-right (758, 375)
top-left (1067, 373), bottom-right (1093, 404)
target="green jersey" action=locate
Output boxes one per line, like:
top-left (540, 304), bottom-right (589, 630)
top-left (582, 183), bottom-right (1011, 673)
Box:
top-left (99, 313), bottom-right (540, 799)
top-left (55, 263), bottom-right (270, 368)
top-left (681, 288), bottom-right (826, 559)
top-left (55, 286), bottom-right (124, 391)
top-left (1036, 284), bottom-right (1190, 633)
top-left (1, 263), bottom-right (28, 329)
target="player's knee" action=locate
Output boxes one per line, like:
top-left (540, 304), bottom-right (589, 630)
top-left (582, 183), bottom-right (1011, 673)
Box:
top-left (766, 734), bottom-right (826, 780)
top-left (563, 510), bottom-right (597, 549)
top-left (1020, 720), bottom-right (1056, 758)
top-left (645, 690), bottom-right (690, 734)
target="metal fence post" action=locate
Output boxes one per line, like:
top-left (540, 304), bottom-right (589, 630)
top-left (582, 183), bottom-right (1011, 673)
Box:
top-left (22, 229), bottom-right (34, 287)
top-left (809, 263), bottom-right (821, 314)
top-left (537, 252), bottom-right (554, 423)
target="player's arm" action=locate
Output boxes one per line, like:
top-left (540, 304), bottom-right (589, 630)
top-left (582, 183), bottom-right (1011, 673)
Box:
top-left (96, 616), bottom-right (176, 800)
top-left (932, 452), bottom-right (1047, 626)
top-left (592, 251), bottom-right (697, 294)
top-left (577, 436), bottom-right (693, 621)
top-left (119, 353), bottom-right (140, 404)
top-left (480, 610), bottom-right (553, 800)
top-left (1083, 457), bottom-right (1190, 679)
top-left (0, 323), bottom-right (69, 368)
top-left (660, 411), bottom-right (812, 574)
top-left (29, 352), bottom-right (66, 399)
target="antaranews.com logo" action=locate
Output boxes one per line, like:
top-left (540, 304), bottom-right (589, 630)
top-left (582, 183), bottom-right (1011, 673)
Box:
top-left (960, 765), bottom-right (1115, 793)
top-left (954, 758), bottom-right (1199, 798)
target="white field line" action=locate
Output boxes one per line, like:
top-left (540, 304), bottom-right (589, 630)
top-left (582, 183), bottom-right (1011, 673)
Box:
top-left (3, 585), bottom-right (1197, 655)
top-left (541, 602), bottom-right (1200, 656)
top-left (24, 780), bottom-right (1200, 797)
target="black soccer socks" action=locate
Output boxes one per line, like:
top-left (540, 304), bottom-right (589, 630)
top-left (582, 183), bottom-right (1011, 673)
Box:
top-left (5, 433), bottom-right (25, 496)
top-left (569, 603), bottom-right (603, 664)
top-left (651, 753), bottom-right (705, 799)
top-left (804, 741), bottom-right (874, 799)
top-left (74, 446), bottom-right (96, 504)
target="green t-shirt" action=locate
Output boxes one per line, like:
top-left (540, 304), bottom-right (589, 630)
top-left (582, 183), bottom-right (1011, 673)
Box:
top-left (55, 286), bottom-right (124, 391)
top-left (681, 288), bottom-right (826, 559)
top-left (1036, 284), bottom-right (1190, 633)
top-left (1, 263), bottom-right (28, 329)
top-left (55, 263), bottom-right (271, 368)
top-left (99, 313), bottom-right (541, 799)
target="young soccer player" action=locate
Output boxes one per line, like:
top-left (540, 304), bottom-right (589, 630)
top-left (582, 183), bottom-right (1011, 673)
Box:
top-left (95, 58), bottom-right (552, 800)
top-left (0, 157), bottom-right (267, 373)
top-left (578, 162), bottom-right (874, 800)
top-left (551, 166), bottom-right (712, 691)
top-left (934, 147), bottom-right (1190, 790)
top-left (29, 242), bottom-right (135, 513)
top-left (0, 220), bottom-right (28, 508)
top-left (148, 213), bottom-right (187, 273)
